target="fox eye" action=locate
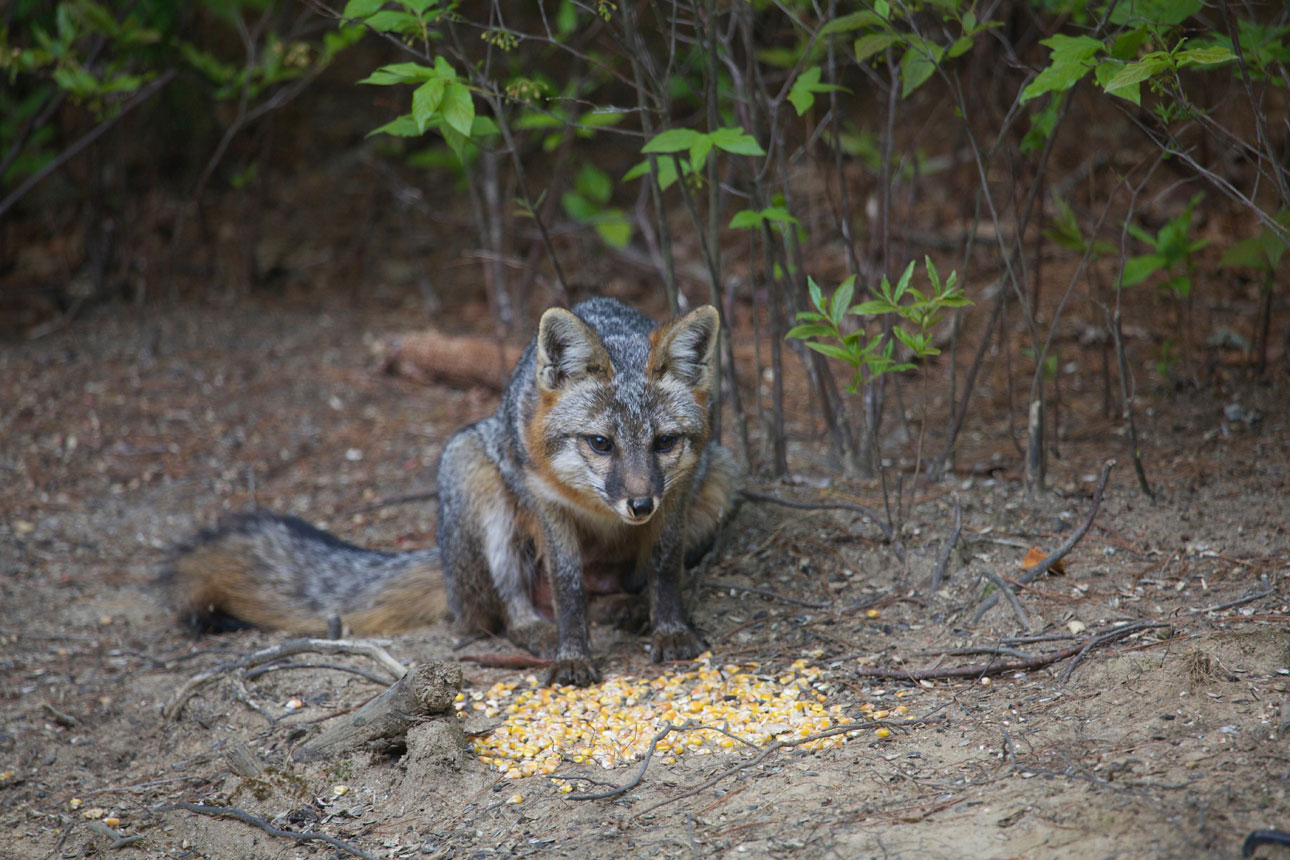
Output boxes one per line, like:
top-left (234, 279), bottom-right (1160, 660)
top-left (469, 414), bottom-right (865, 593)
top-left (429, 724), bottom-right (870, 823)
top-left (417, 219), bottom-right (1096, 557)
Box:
top-left (584, 434), bottom-right (614, 455)
top-left (653, 434), bottom-right (679, 453)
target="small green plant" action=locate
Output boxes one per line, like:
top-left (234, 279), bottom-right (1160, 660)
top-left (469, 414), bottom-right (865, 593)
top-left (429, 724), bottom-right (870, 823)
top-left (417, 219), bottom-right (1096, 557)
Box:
top-left (786, 257), bottom-right (970, 393)
top-left (1218, 210), bottom-right (1290, 370)
top-left (561, 163), bottom-right (632, 248)
top-left (1120, 192), bottom-right (1207, 296)
top-left (1154, 338), bottom-right (1178, 378)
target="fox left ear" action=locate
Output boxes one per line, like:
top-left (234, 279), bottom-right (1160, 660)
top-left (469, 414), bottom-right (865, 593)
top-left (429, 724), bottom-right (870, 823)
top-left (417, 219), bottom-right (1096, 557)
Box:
top-left (652, 305), bottom-right (719, 390)
top-left (536, 307), bottom-right (612, 392)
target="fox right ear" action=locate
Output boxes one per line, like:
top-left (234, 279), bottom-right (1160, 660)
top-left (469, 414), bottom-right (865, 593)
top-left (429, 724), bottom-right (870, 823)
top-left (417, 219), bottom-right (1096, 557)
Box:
top-left (536, 308), bottom-right (611, 391)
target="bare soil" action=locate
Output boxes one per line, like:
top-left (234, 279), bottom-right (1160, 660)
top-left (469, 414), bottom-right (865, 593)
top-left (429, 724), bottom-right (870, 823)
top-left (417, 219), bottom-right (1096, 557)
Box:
top-left (2, 295), bottom-right (1289, 860)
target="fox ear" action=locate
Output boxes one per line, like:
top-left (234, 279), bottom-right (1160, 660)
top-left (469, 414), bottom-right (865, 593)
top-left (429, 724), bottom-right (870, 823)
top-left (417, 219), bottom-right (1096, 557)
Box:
top-left (652, 304), bottom-right (719, 390)
top-left (536, 307), bottom-right (611, 391)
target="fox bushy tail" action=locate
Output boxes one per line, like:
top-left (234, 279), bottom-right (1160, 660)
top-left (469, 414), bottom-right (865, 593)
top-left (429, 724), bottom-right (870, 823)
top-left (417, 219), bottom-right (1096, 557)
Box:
top-left (161, 512), bottom-right (446, 636)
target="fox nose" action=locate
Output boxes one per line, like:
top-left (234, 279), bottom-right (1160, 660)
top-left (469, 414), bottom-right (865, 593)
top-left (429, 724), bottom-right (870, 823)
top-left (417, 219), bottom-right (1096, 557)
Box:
top-left (627, 497), bottom-right (654, 518)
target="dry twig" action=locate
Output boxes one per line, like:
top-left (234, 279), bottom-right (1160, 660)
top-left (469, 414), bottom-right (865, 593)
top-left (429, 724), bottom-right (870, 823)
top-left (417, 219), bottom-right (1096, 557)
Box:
top-left (972, 459), bottom-right (1114, 623)
top-left (740, 490), bottom-right (905, 560)
top-left (163, 638), bottom-right (406, 720)
top-left (930, 499), bottom-right (963, 591)
top-left (157, 802), bottom-right (374, 860)
top-left (292, 661), bottom-right (462, 762)
top-left (702, 581), bottom-right (831, 609)
top-left (856, 619), bottom-right (1170, 682)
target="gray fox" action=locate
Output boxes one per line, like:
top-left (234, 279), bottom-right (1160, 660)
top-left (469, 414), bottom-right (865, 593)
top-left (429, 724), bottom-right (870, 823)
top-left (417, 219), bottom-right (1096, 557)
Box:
top-left (164, 298), bottom-right (738, 686)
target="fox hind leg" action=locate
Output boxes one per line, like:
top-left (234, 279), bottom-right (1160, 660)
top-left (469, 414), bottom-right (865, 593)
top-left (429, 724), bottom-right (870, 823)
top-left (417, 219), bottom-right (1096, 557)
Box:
top-left (437, 426), bottom-right (553, 654)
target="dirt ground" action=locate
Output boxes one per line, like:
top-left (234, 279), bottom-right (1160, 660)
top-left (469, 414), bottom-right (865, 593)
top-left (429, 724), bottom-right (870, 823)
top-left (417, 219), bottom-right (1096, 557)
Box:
top-left (2, 293), bottom-right (1289, 860)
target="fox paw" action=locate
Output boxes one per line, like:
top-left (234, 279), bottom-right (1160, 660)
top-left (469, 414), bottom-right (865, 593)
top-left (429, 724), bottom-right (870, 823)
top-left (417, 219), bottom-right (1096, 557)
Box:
top-left (650, 624), bottom-right (705, 664)
top-left (508, 620), bottom-right (559, 658)
top-left (545, 656), bottom-right (601, 687)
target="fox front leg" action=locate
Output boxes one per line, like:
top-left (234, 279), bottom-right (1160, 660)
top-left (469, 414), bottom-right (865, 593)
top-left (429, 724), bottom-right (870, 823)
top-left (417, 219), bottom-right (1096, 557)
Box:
top-left (644, 507), bottom-right (706, 663)
top-left (538, 517), bottom-right (600, 686)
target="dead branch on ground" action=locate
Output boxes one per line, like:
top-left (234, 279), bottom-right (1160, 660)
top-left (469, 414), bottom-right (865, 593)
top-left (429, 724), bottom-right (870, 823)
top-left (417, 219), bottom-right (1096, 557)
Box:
top-left (930, 499), bottom-right (963, 591)
top-left (855, 619), bottom-right (1171, 682)
top-left (163, 638), bottom-right (406, 720)
top-left (157, 802), bottom-right (374, 860)
top-left (382, 329), bottom-right (525, 390)
top-left (972, 459), bottom-right (1114, 623)
top-left (702, 580), bottom-right (832, 609)
top-left (292, 661), bottom-right (462, 762)
top-left (741, 489), bottom-right (905, 561)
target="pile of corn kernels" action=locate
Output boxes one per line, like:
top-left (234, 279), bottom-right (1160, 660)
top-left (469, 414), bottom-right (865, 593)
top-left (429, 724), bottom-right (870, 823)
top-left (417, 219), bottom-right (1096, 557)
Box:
top-left (455, 654), bottom-right (913, 793)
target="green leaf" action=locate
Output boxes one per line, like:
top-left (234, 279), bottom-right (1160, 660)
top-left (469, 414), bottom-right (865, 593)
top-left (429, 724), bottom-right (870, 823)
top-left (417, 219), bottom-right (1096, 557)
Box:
top-left (362, 10), bottom-right (419, 33)
top-left (689, 136), bottom-right (714, 172)
top-left (851, 300), bottom-right (895, 316)
top-left (1109, 0), bottom-right (1202, 28)
top-left (761, 206), bottom-right (799, 227)
top-left (788, 66), bottom-right (847, 116)
top-left (342, 0), bottom-right (387, 19)
top-left (1019, 34), bottom-right (1103, 104)
top-left (808, 276), bottom-right (825, 313)
top-left (830, 276), bottom-right (856, 329)
top-left (820, 11), bottom-right (882, 36)
top-left (900, 37), bottom-right (944, 98)
top-left (579, 110), bottom-right (626, 128)
top-left (892, 259), bottom-right (917, 299)
top-left (789, 66), bottom-right (822, 116)
top-left (892, 327), bottom-right (920, 352)
top-left (854, 32), bottom-right (901, 62)
top-left (1111, 28), bottom-right (1150, 61)
top-left (1102, 56), bottom-right (1170, 92)
top-left (440, 122), bottom-right (469, 162)
top-left (562, 191), bottom-right (597, 222)
top-left (947, 34), bottom-right (974, 59)
top-left (360, 62), bottom-right (435, 85)
top-left (1095, 60), bottom-right (1140, 105)
top-left (440, 81), bottom-right (475, 137)
top-left (730, 209), bottom-right (763, 229)
top-left (709, 126), bottom-right (765, 156)
top-left (642, 127), bottom-right (701, 154)
top-left (594, 210), bottom-right (632, 249)
top-left (803, 341), bottom-right (857, 363)
top-left (411, 77), bottom-right (446, 132)
top-left (1021, 94), bottom-right (1063, 154)
top-left (1175, 45), bottom-right (1236, 67)
top-left (1126, 222), bottom-right (1157, 248)
top-left (514, 111), bottom-right (564, 130)
top-left (622, 156), bottom-right (682, 190)
top-left (471, 115), bottom-right (499, 138)
top-left (368, 113), bottom-right (422, 138)
top-left (1120, 254), bottom-right (1166, 287)
top-left (574, 163), bottom-right (613, 205)
top-left (1218, 235), bottom-right (1268, 269)
top-left (785, 323), bottom-right (835, 340)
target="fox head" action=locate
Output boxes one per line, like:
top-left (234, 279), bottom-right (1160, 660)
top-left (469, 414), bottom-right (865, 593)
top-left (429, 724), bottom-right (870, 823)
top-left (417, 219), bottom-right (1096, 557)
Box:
top-left (531, 302), bottom-right (719, 526)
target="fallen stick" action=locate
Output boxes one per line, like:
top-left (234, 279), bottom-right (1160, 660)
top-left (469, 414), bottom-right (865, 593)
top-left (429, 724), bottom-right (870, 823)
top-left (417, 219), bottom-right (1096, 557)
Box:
top-left (930, 499), bottom-right (963, 591)
top-left (292, 661), bottom-right (462, 762)
top-left (740, 490), bottom-right (905, 560)
top-left (972, 459), bottom-right (1115, 623)
top-left (382, 329), bottom-right (524, 390)
top-left (157, 802), bottom-right (374, 860)
top-left (855, 620), bottom-right (1171, 682)
top-left (163, 638), bottom-right (406, 720)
